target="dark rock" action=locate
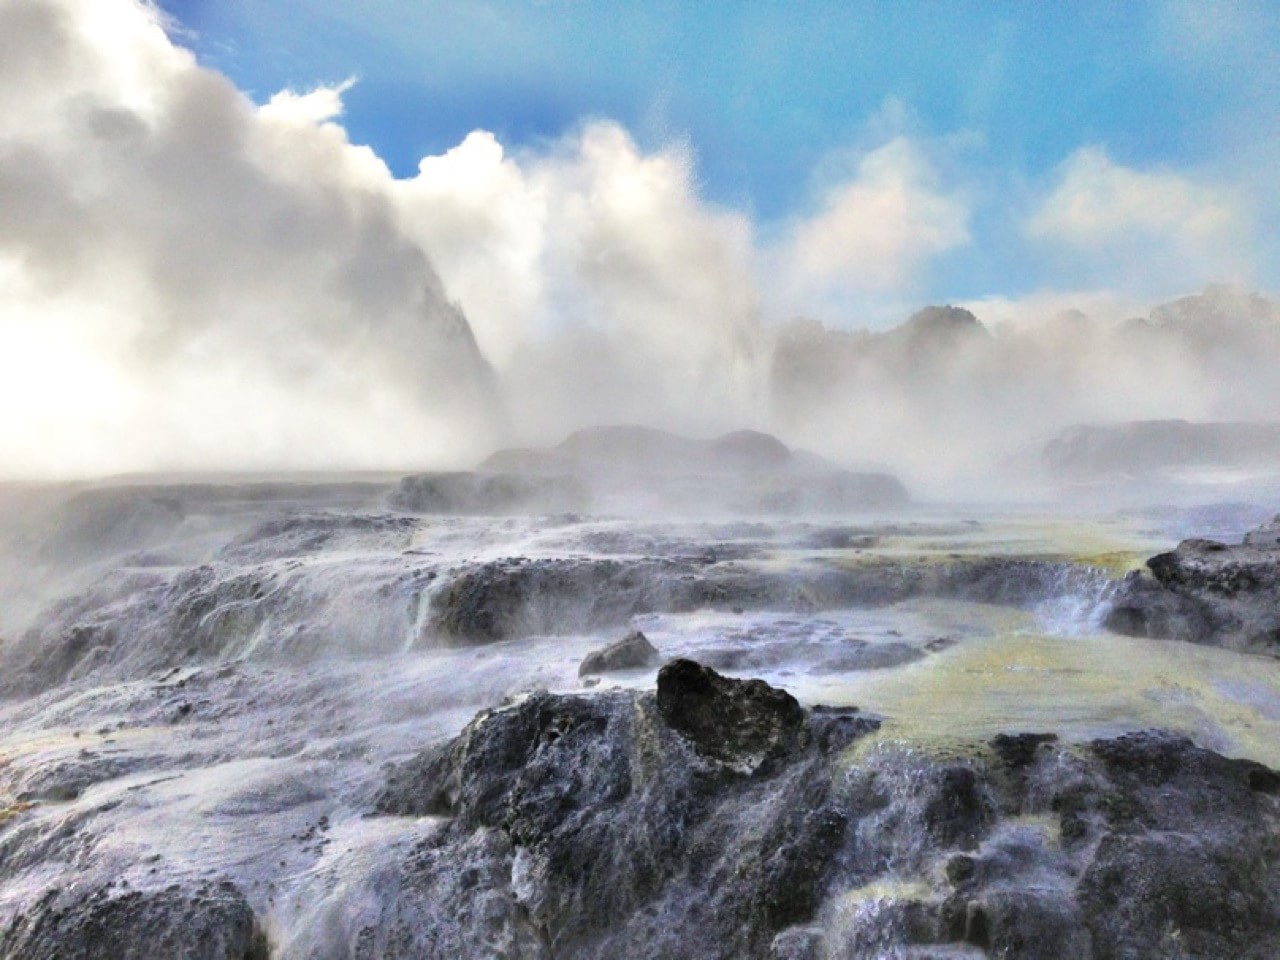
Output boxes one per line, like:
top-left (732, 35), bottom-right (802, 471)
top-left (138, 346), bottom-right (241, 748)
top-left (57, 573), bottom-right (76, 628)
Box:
top-left (1105, 516), bottom-right (1280, 653)
top-left (390, 471), bottom-right (588, 515)
top-left (374, 740), bottom-right (456, 817)
top-left (1079, 832), bottom-right (1280, 959)
top-left (802, 528), bottom-right (880, 550)
top-left (964, 890), bottom-right (1090, 960)
top-left (426, 553), bottom-right (1109, 647)
top-left (656, 659), bottom-right (805, 770)
top-left (990, 732), bottom-right (1059, 769)
top-left (373, 675), bottom-right (1280, 960)
top-left (919, 766), bottom-right (991, 851)
top-left (578, 630), bottom-right (660, 676)
top-left (371, 668), bottom-right (880, 958)
top-left (427, 557), bottom-right (694, 646)
top-left (0, 880), bottom-right (268, 960)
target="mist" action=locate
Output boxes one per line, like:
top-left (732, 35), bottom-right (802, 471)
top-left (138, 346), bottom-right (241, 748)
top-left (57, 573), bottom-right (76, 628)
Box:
top-left (2, 0), bottom-right (1278, 496)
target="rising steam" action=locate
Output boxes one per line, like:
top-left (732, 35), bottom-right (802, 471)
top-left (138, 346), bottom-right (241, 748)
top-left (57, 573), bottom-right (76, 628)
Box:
top-left (0, 0), bottom-right (1276, 490)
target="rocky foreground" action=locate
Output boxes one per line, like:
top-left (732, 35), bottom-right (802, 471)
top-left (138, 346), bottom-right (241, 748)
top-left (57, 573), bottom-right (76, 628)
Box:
top-left (6, 659), bottom-right (1280, 959)
top-left (1106, 514), bottom-right (1280, 655)
top-left (3, 484), bottom-right (1280, 958)
top-left (362, 660), bottom-right (1280, 960)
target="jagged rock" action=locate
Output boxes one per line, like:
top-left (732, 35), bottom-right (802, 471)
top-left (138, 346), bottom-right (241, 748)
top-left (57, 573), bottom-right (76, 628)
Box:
top-left (1105, 516), bottom-right (1280, 653)
top-left (578, 630), bottom-right (660, 676)
top-left (427, 557), bottom-right (696, 646)
top-left (1076, 731), bottom-right (1280, 959)
top-left (372, 676), bottom-right (1280, 960)
top-left (990, 732), bottom-right (1059, 770)
top-left (0, 880), bottom-right (268, 960)
top-left (372, 666), bottom-right (879, 958)
top-left (656, 658), bottom-right (805, 770)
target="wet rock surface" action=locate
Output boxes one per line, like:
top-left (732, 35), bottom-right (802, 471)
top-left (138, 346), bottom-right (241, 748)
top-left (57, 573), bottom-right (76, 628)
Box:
top-left (6, 479), bottom-right (1280, 959)
top-left (655, 658), bottom-right (805, 769)
top-left (429, 553), bottom-right (1107, 645)
top-left (0, 879), bottom-right (269, 960)
top-left (578, 629), bottom-right (660, 676)
top-left (371, 667), bottom-right (1280, 960)
top-left (372, 664), bottom-right (879, 959)
top-left (2, 538), bottom-right (1106, 692)
top-left (1105, 514), bottom-right (1280, 653)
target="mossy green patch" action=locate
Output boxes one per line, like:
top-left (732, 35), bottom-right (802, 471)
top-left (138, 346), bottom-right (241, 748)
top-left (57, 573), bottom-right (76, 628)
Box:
top-left (795, 600), bottom-right (1280, 770)
top-left (0, 800), bottom-right (35, 827)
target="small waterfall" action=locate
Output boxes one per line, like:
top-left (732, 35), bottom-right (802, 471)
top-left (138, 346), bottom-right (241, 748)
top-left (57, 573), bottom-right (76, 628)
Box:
top-left (1032, 566), bottom-right (1122, 637)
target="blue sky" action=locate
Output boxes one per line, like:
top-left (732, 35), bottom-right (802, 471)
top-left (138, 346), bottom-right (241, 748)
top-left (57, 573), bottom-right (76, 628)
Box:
top-left (155, 0), bottom-right (1279, 306)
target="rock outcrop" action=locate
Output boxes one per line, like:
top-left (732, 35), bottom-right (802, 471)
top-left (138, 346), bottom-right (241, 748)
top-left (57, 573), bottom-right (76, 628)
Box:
top-left (371, 664), bottom-right (1280, 959)
top-left (1105, 514), bottom-right (1280, 654)
top-left (0, 880), bottom-right (269, 960)
top-left (578, 630), bottom-right (660, 676)
top-left (428, 554), bottom-right (1109, 645)
top-left (1044, 420), bottom-right (1280, 483)
top-left (469, 425), bottom-right (910, 516)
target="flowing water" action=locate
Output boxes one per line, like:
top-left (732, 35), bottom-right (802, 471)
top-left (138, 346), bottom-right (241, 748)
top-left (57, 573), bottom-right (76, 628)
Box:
top-left (0, 486), bottom-right (1275, 955)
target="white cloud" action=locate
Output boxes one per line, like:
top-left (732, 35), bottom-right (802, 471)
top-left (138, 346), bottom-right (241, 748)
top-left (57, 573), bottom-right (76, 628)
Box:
top-left (260, 77), bottom-right (356, 125)
top-left (1028, 146), bottom-right (1252, 288)
top-left (773, 137), bottom-right (971, 319)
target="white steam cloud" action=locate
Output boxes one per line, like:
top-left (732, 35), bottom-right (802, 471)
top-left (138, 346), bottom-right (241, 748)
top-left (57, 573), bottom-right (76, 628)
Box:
top-left (0, 0), bottom-right (1276, 491)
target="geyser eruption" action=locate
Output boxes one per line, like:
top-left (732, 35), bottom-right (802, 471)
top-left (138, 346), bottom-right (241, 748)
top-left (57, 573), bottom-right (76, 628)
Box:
top-left (3, 0), bottom-right (1278, 489)
top-left (0, 0), bottom-right (502, 476)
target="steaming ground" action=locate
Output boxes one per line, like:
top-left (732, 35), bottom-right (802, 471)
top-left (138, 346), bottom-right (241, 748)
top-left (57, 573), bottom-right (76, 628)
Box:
top-left (3, 477), bottom-right (1280, 956)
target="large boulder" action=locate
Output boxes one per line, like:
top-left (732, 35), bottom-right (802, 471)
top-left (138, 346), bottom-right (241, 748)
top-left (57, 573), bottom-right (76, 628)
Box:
top-left (1105, 515), bottom-right (1280, 653)
top-left (578, 630), bottom-right (661, 676)
top-left (655, 658), bottom-right (805, 771)
top-left (372, 665), bottom-right (878, 959)
top-left (0, 880), bottom-right (268, 960)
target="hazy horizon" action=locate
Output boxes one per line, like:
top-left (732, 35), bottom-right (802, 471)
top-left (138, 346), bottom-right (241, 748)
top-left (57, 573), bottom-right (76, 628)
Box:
top-left (2, 0), bottom-right (1278, 488)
